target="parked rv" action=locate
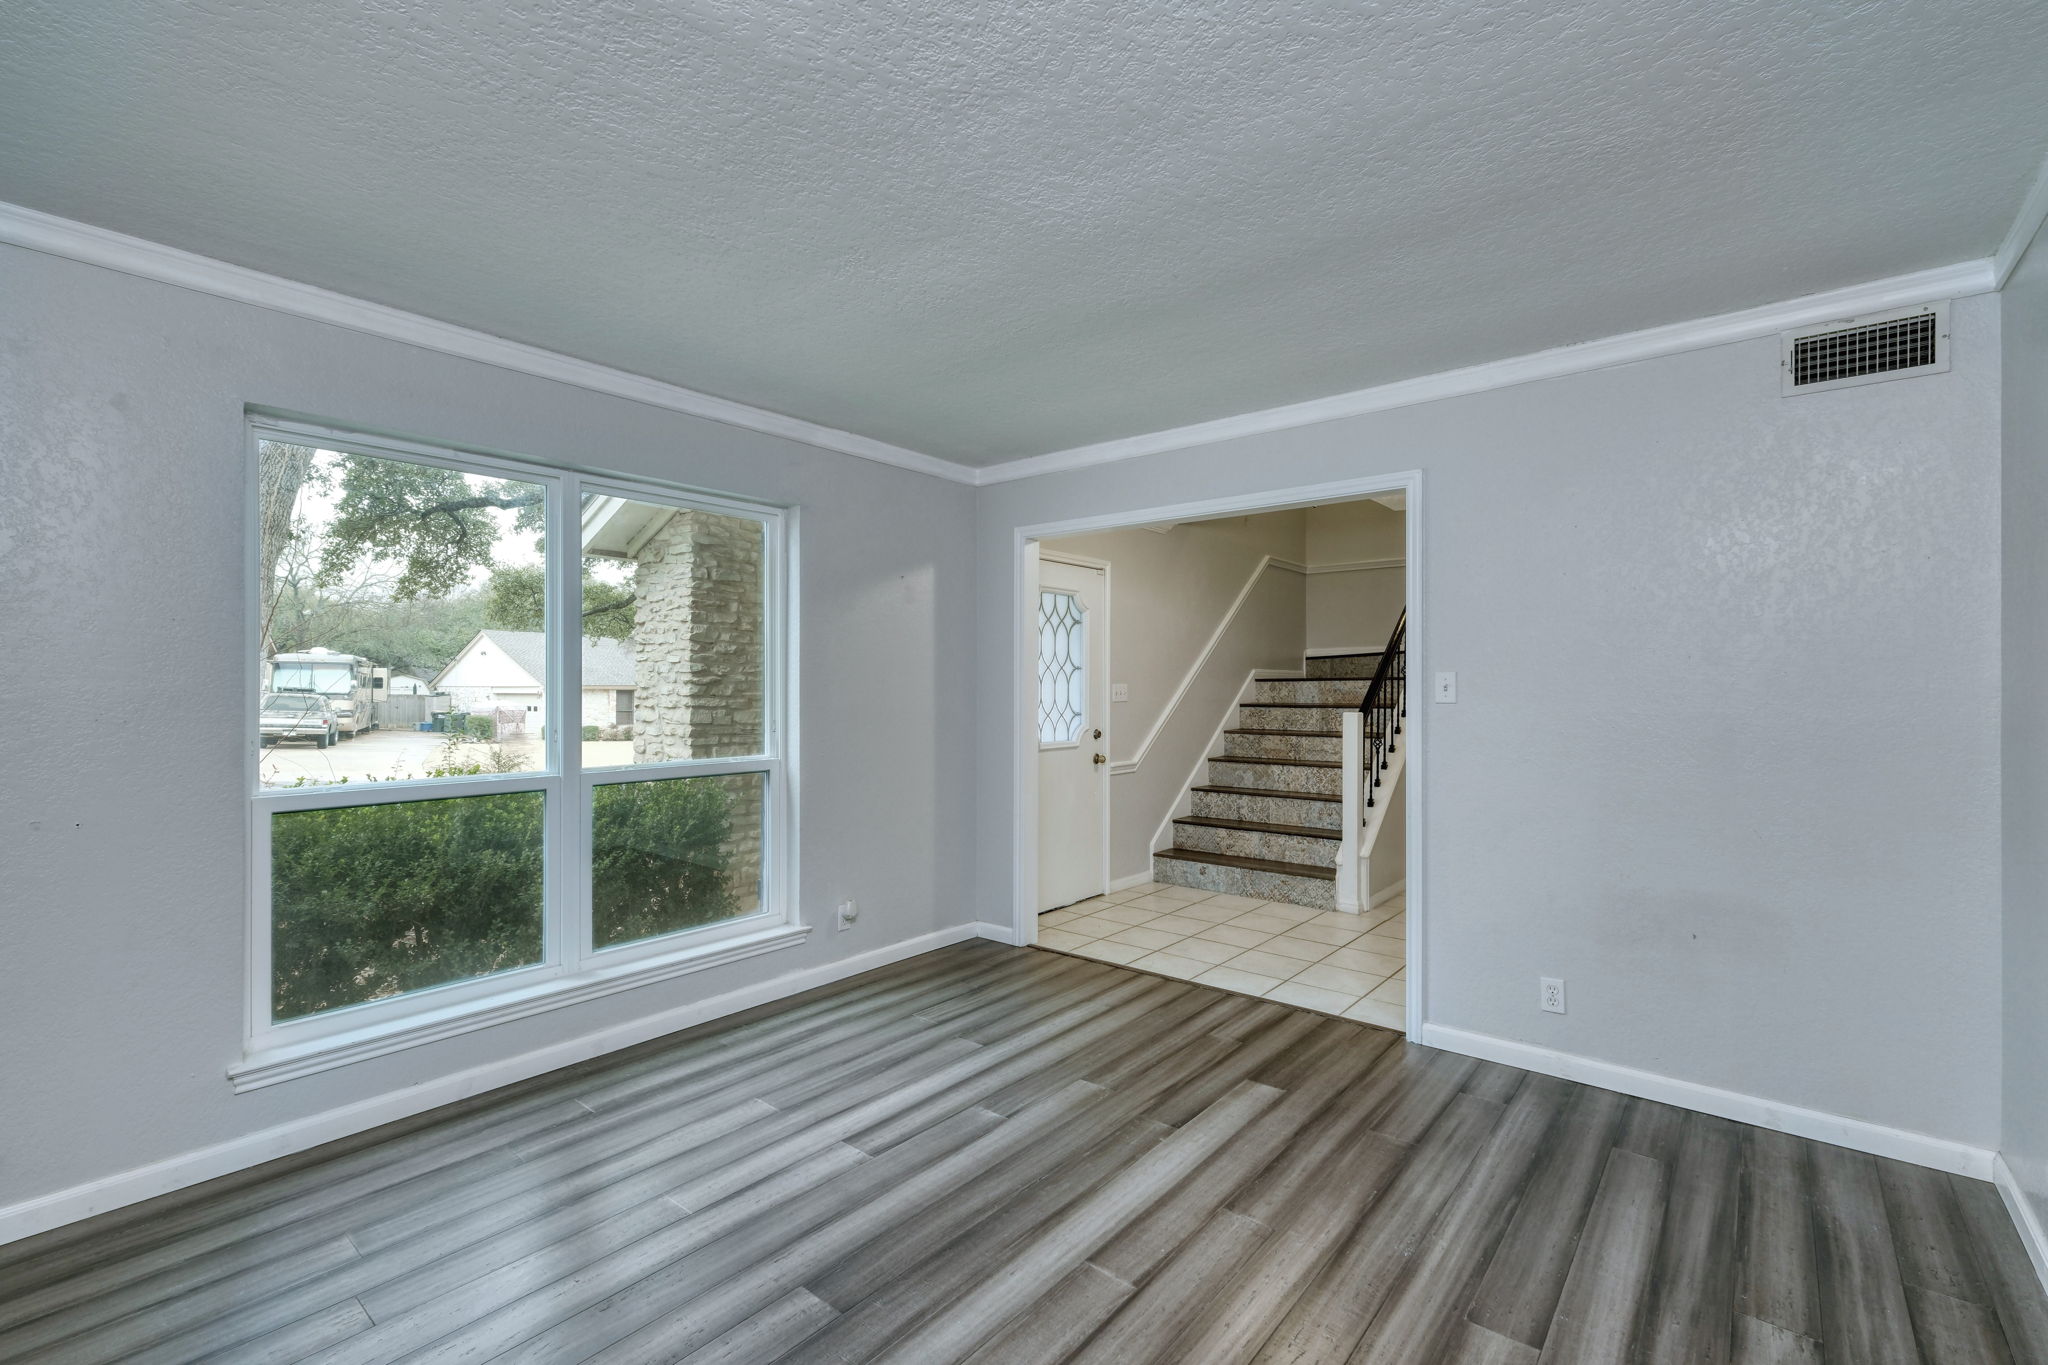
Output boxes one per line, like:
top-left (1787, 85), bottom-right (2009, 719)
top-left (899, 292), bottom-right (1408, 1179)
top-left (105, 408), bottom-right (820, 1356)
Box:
top-left (267, 648), bottom-right (388, 737)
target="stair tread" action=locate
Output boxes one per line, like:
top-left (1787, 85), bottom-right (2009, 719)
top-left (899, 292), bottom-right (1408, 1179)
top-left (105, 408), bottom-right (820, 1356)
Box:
top-left (1156, 847), bottom-right (1337, 881)
top-left (1192, 784), bottom-right (1342, 803)
top-left (1174, 815), bottom-right (1339, 840)
top-left (1242, 701), bottom-right (1358, 709)
top-left (1226, 728), bottom-right (1344, 738)
top-left (1210, 754), bottom-right (1342, 769)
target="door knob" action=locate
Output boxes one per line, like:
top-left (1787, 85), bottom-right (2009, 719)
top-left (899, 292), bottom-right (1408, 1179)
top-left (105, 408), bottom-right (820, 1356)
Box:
top-left (1093, 753), bottom-right (1107, 765)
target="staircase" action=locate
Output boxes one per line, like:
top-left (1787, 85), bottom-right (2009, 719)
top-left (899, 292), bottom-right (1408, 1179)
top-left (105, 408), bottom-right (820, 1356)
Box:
top-left (1152, 650), bottom-right (1384, 910)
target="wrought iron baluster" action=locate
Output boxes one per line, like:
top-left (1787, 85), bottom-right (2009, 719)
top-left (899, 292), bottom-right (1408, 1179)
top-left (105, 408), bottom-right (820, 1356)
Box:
top-left (1360, 611), bottom-right (1405, 809)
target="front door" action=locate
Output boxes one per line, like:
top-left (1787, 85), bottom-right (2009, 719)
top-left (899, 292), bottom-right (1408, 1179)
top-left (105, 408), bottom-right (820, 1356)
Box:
top-left (1036, 557), bottom-right (1109, 911)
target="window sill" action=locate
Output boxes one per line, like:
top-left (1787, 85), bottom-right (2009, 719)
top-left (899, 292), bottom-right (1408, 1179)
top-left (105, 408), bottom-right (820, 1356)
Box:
top-left (230, 921), bottom-right (812, 1092)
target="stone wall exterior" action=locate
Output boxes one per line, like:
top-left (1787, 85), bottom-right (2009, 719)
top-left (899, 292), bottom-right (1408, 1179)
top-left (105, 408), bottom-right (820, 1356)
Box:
top-left (630, 509), bottom-right (766, 909)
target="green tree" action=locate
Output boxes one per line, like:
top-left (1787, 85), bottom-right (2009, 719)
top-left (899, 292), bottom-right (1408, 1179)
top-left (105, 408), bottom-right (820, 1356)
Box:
top-left (315, 455), bottom-right (543, 599)
top-left (483, 561), bottom-right (637, 639)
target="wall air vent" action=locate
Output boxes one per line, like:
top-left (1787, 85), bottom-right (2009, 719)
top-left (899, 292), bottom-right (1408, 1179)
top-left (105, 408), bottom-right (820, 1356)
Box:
top-left (1782, 301), bottom-right (1948, 396)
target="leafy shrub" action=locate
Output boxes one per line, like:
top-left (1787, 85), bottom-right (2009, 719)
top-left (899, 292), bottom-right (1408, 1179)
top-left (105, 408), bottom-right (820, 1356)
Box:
top-left (269, 769), bottom-right (749, 1019)
top-left (592, 775), bottom-right (745, 948)
top-left (270, 790), bottom-right (545, 1019)
top-left (581, 724), bottom-right (601, 741)
top-left (464, 714), bottom-right (494, 740)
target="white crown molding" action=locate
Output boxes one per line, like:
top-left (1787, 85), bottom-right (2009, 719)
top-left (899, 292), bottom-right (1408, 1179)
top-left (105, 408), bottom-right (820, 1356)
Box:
top-left (0, 200), bottom-right (980, 486)
top-left (1420, 1022), bottom-right (1994, 1179)
top-left (9, 197), bottom-right (2023, 491)
top-left (1994, 151), bottom-right (2048, 289)
top-left (0, 922), bottom-right (987, 1247)
top-left (977, 258), bottom-right (1997, 486)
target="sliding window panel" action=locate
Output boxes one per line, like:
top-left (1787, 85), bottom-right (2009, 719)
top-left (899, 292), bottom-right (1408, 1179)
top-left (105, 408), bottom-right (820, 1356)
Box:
top-left (590, 772), bottom-right (768, 950)
top-left (576, 495), bottom-right (768, 768)
top-left (269, 788), bottom-right (547, 1021)
top-left (255, 438), bottom-right (549, 790)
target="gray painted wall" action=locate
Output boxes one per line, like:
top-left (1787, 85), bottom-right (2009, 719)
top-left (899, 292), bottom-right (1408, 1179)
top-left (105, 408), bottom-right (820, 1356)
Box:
top-left (976, 293), bottom-right (2005, 1148)
top-left (2003, 221), bottom-right (2048, 1231)
top-left (0, 245), bottom-right (977, 1212)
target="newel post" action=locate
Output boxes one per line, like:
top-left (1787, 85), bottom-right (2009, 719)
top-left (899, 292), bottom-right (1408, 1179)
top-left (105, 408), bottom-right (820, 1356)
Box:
top-left (1336, 710), bottom-right (1363, 913)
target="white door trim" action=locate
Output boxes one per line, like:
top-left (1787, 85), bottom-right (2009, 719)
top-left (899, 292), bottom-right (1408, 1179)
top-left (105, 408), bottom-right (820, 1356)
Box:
top-left (1010, 471), bottom-right (1425, 1041)
top-left (1035, 548), bottom-right (1114, 912)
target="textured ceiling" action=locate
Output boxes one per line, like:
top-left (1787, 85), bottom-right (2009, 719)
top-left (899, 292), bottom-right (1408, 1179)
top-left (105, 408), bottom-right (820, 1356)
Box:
top-left (4, 1), bottom-right (2047, 465)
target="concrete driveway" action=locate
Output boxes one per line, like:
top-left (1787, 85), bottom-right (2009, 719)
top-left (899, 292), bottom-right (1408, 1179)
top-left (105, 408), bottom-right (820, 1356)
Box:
top-left (259, 729), bottom-right (636, 787)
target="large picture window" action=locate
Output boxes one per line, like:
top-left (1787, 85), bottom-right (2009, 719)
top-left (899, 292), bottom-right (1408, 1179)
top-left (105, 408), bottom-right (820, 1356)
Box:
top-left (243, 420), bottom-right (794, 1080)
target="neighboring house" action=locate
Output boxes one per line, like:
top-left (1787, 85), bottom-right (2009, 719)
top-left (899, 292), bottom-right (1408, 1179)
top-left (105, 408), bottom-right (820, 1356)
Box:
top-left (430, 629), bottom-right (635, 728)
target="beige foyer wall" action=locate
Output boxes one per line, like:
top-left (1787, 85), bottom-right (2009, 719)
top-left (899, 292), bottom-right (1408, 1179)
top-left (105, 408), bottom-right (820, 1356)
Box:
top-left (1306, 499), bottom-right (1407, 653)
top-left (1041, 499), bottom-right (1409, 886)
top-left (1041, 509), bottom-right (1308, 881)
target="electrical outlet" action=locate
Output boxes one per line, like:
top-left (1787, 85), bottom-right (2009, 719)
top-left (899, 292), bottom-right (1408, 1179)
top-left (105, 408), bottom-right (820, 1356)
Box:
top-left (1112, 683), bottom-right (1130, 702)
top-left (835, 899), bottom-right (858, 932)
top-left (1435, 671), bottom-right (1458, 703)
top-left (1540, 977), bottom-right (1566, 1014)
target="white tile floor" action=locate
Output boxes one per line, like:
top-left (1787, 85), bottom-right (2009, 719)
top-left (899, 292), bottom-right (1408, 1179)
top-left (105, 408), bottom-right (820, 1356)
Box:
top-left (1036, 882), bottom-right (1407, 1030)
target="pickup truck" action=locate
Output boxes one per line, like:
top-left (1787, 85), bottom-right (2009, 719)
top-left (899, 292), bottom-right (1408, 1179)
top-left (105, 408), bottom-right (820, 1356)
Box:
top-left (260, 693), bottom-right (339, 748)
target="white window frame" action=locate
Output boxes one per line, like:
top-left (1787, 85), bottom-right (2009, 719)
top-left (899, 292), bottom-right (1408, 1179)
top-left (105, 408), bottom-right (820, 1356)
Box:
top-left (235, 418), bottom-right (802, 1091)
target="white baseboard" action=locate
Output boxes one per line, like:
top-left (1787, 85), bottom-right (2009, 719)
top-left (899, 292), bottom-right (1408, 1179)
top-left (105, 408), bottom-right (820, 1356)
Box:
top-left (1371, 879), bottom-right (1406, 907)
top-left (1107, 871), bottom-right (1156, 893)
top-left (0, 923), bottom-right (985, 1248)
top-left (1994, 1154), bottom-right (2048, 1295)
top-left (972, 920), bottom-right (1022, 945)
top-left (1418, 1023), bottom-right (1995, 1179)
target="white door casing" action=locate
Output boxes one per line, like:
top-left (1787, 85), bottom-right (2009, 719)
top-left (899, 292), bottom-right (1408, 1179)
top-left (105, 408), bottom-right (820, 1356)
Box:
top-left (1036, 557), bottom-right (1109, 911)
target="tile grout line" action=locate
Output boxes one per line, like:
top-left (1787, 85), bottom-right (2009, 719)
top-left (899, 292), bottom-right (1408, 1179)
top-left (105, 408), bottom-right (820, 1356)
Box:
top-left (1037, 882), bottom-right (1407, 1028)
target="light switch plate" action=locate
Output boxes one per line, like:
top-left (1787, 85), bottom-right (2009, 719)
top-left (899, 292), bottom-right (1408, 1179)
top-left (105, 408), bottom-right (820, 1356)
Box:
top-left (1435, 671), bottom-right (1457, 703)
top-left (1112, 683), bottom-right (1130, 702)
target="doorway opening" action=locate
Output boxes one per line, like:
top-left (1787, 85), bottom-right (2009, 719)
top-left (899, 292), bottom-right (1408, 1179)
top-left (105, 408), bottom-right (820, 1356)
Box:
top-left (1016, 475), bottom-right (1419, 1034)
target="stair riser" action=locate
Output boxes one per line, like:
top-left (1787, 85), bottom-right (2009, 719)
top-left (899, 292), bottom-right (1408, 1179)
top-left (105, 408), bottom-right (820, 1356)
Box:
top-left (1174, 823), bottom-right (1339, 868)
top-left (1154, 856), bottom-right (1336, 910)
top-left (1192, 788), bottom-right (1341, 829)
top-left (1207, 759), bottom-right (1342, 797)
top-left (1238, 705), bottom-right (1350, 733)
top-left (1223, 731), bottom-right (1340, 762)
top-left (1307, 654), bottom-right (1380, 680)
top-left (1252, 679), bottom-right (1368, 706)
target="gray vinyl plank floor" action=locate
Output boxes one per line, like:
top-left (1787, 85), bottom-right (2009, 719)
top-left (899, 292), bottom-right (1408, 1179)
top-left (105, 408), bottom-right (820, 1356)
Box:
top-left (1, 941), bottom-right (2043, 1364)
